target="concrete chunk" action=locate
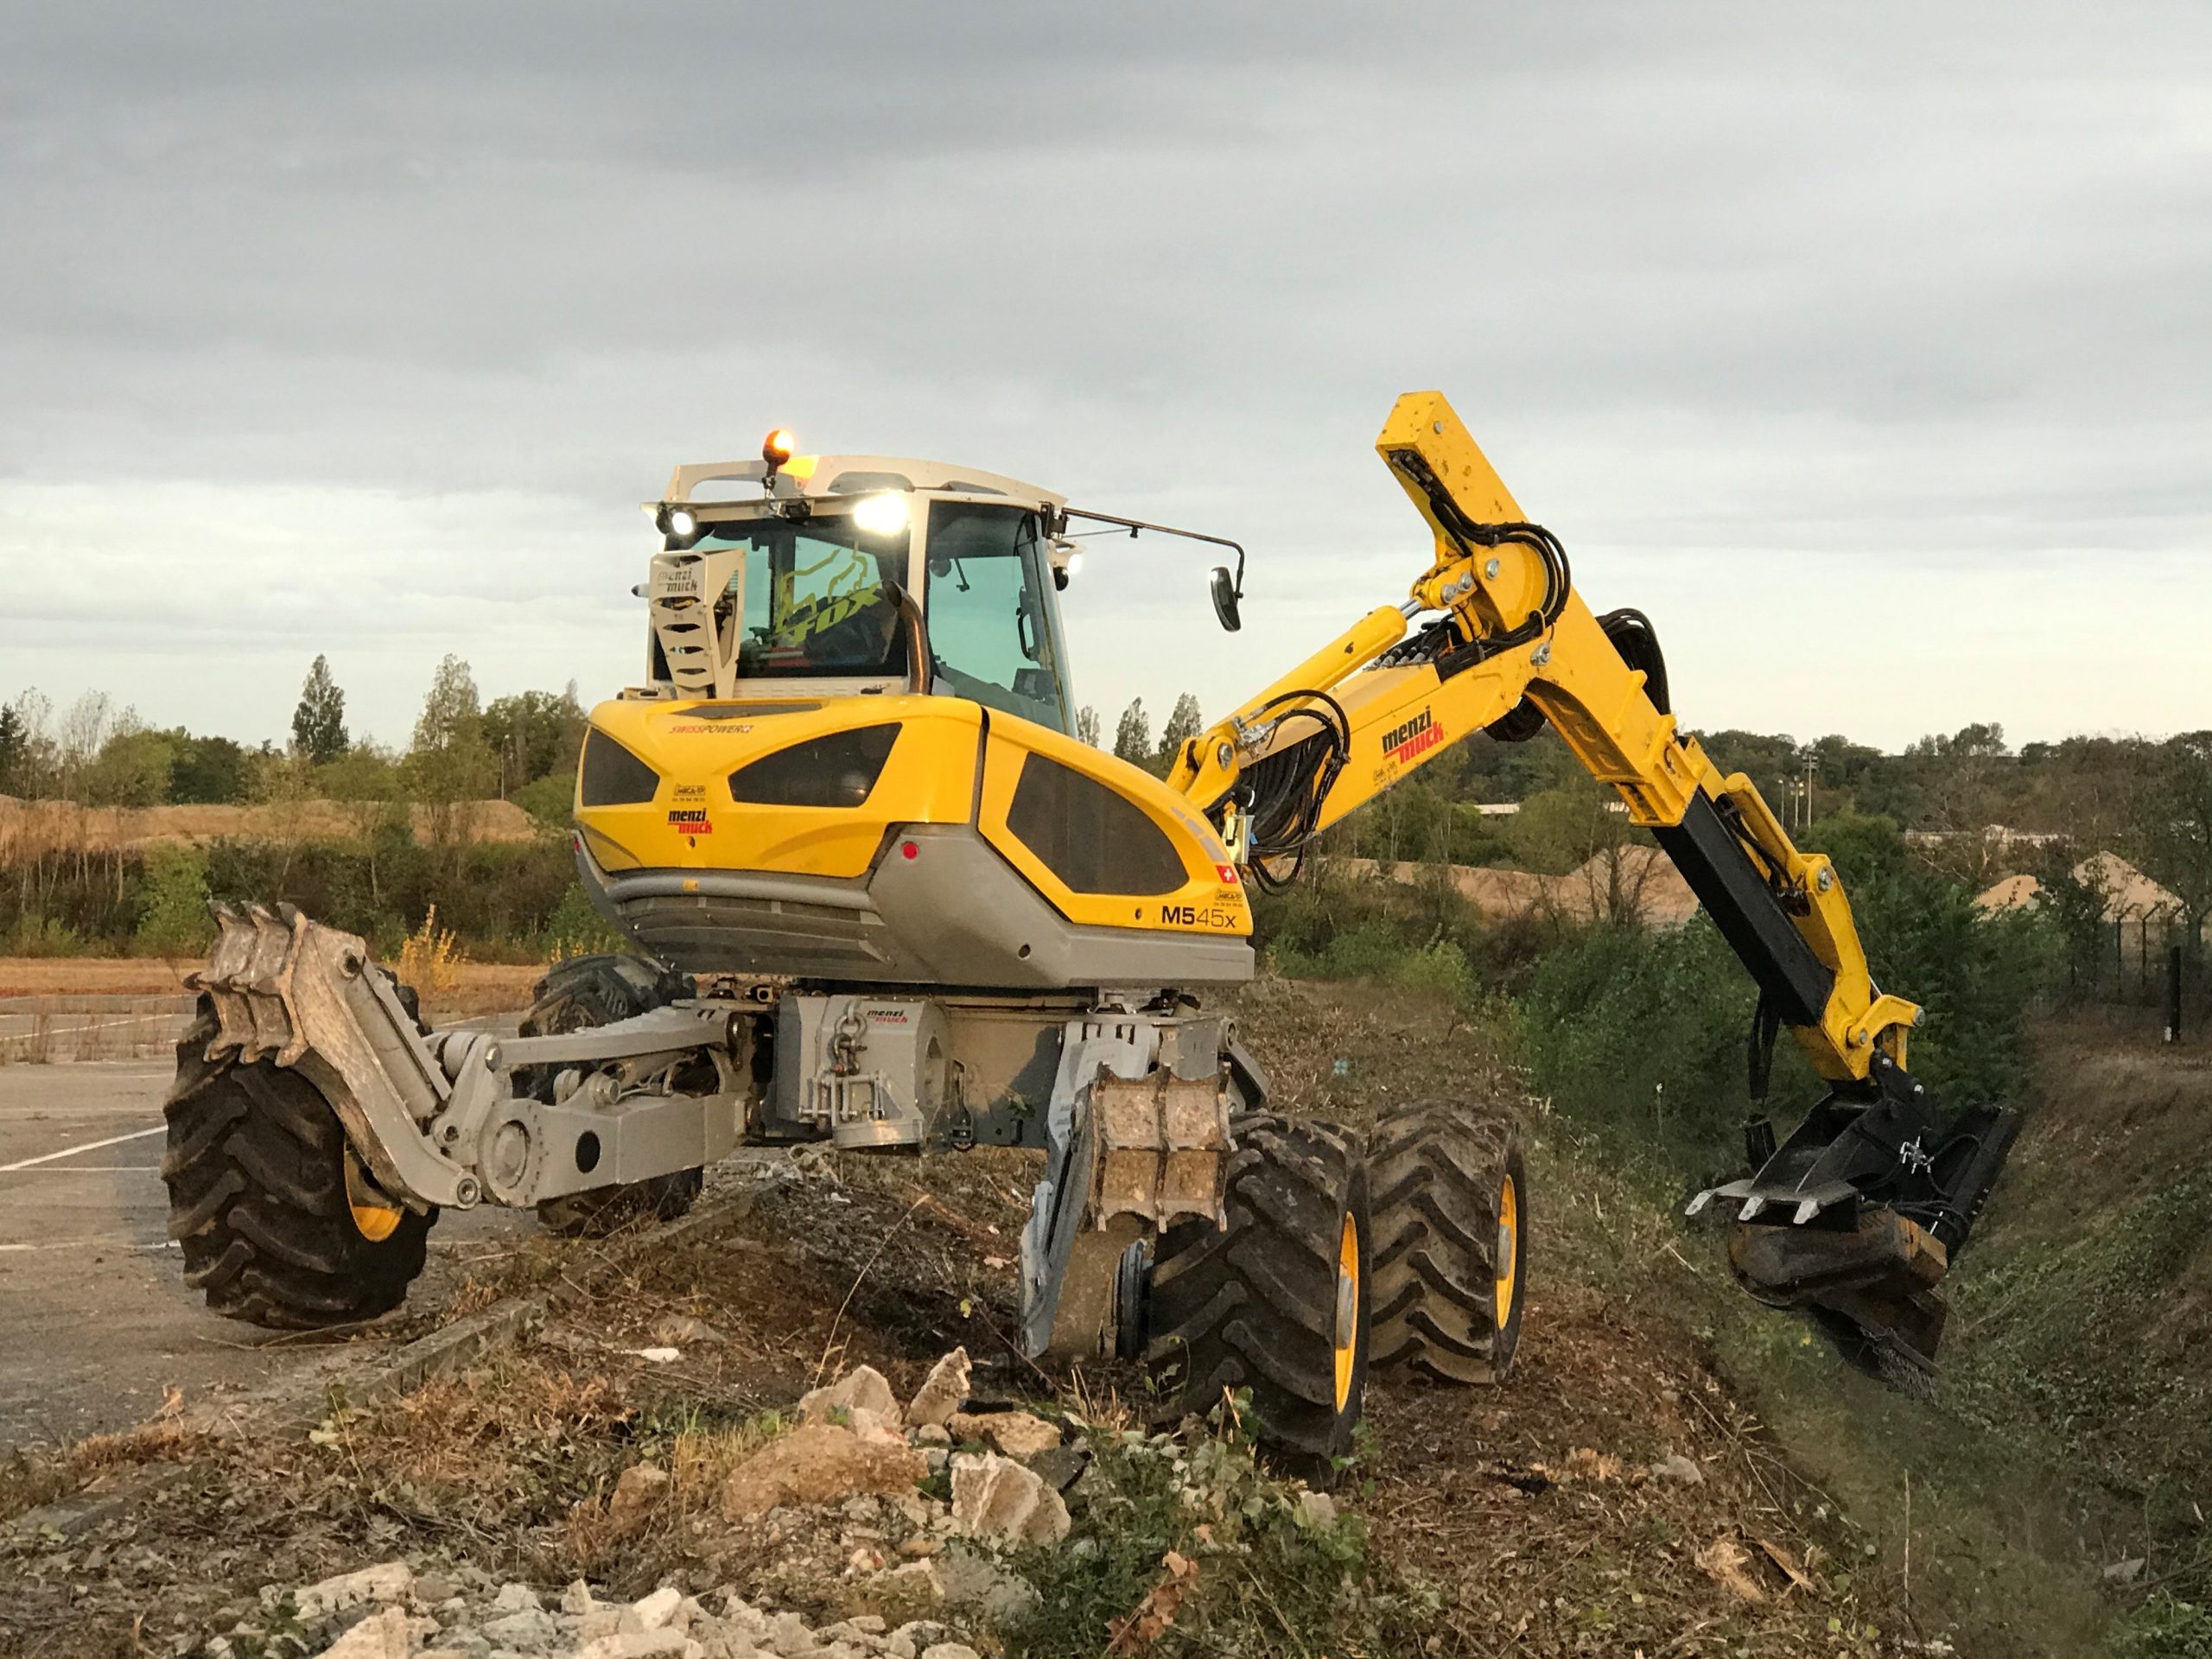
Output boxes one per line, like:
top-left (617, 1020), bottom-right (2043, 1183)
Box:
top-left (904, 1349), bottom-right (970, 1429)
top-left (948, 1452), bottom-right (1071, 1545)
top-left (798, 1363), bottom-right (902, 1427)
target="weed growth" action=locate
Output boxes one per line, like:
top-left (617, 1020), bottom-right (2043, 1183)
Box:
top-left (133, 842), bottom-right (213, 956)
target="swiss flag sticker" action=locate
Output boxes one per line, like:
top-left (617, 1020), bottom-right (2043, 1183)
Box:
top-left (1217, 863), bottom-right (1240, 884)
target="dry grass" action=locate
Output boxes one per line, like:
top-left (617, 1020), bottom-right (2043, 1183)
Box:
top-left (397, 905), bottom-right (470, 998)
top-left (0, 796), bottom-right (541, 860)
top-left (0, 1389), bottom-right (213, 1527)
top-left (68, 1400), bottom-right (211, 1478)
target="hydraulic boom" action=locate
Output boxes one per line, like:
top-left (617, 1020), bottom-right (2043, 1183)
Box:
top-left (1168, 391), bottom-right (2018, 1383)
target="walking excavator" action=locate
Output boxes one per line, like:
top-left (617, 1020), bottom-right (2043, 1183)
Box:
top-left (163, 393), bottom-right (2018, 1468)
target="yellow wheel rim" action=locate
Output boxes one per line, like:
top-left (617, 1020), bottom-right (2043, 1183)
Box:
top-left (1495, 1174), bottom-right (1519, 1330)
top-left (1332, 1210), bottom-right (1360, 1413)
top-left (346, 1155), bottom-right (404, 1243)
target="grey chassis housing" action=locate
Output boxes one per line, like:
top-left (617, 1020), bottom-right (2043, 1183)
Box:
top-left (192, 902), bottom-right (1260, 1360)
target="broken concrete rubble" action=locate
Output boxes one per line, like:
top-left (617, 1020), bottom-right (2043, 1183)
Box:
top-left (296, 1561), bottom-right (414, 1621)
top-left (720, 1422), bottom-right (928, 1519)
top-left (798, 1363), bottom-right (903, 1427)
top-left (903, 1347), bottom-right (970, 1428)
top-left (948, 1451), bottom-right (1071, 1545)
top-left (606, 1461), bottom-right (671, 1536)
top-left (260, 1564), bottom-right (976, 1659)
top-left (319, 1605), bottom-right (420, 1659)
top-left (238, 1356), bottom-right (1085, 1656)
top-left (944, 1408), bottom-right (1060, 1460)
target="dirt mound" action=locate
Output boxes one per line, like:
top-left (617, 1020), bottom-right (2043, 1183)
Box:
top-left (1342, 845), bottom-right (1700, 925)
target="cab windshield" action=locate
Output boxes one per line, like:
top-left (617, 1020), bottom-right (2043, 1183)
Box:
top-left (679, 499), bottom-right (1071, 732)
top-left (694, 512), bottom-right (912, 680)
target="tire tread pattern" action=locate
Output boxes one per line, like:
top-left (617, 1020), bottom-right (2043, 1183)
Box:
top-left (1143, 1114), bottom-right (1368, 1473)
top-left (161, 997), bottom-right (433, 1330)
top-left (1365, 1097), bottom-right (1526, 1385)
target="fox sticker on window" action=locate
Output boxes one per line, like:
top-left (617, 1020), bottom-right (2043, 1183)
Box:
top-left (1382, 708), bottom-right (1444, 764)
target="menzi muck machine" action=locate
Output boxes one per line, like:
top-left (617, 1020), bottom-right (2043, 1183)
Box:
top-left (164, 394), bottom-right (2018, 1468)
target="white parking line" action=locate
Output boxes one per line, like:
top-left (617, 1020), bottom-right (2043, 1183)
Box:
top-left (0, 1125), bottom-right (166, 1172)
top-left (3, 1165), bottom-right (162, 1173)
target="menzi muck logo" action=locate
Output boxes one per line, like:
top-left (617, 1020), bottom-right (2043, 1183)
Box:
top-left (1382, 708), bottom-right (1444, 764)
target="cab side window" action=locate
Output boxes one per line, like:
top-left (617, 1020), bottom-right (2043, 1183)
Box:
top-left (925, 504), bottom-right (1069, 731)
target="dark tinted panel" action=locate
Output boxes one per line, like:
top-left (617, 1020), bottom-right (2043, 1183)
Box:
top-left (578, 730), bottom-right (660, 806)
top-left (1007, 753), bottom-right (1187, 896)
top-left (728, 723), bottom-right (901, 808)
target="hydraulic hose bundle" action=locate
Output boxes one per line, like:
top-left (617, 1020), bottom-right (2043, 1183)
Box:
top-left (1236, 690), bottom-right (1351, 889)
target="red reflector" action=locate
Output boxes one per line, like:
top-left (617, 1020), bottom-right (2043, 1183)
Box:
top-left (901, 841), bottom-right (919, 860)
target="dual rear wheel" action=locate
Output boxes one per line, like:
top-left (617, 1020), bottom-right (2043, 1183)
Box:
top-left (1143, 1098), bottom-right (1527, 1479)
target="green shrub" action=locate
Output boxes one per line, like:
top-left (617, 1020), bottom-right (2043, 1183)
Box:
top-left (2113, 1593), bottom-right (2212, 1658)
top-left (1515, 916), bottom-right (1764, 1165)
top-left (1819, 811), bottom-right (2056, 1109)
top-left (1394, 938), bottom-right (1477, 1007)
top-left (134, 843), bottom-right (213, 957)
top-left (1255, 857), bottom-right (1492, 1001)
top-left (1513, 813), bottom-right (2058, 1173)
top-left (512, 772), bottom-right (575, 830)
top-left (4, 914), bottom-right (83, 957)
top-left (1003, 1402), bottom-right (1421, 1658)
top-left (541, 881), bottom-right (626, 961)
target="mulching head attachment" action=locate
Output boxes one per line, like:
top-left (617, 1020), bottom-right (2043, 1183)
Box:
top-left (1688, 1052), bottom-right (2018, 1389)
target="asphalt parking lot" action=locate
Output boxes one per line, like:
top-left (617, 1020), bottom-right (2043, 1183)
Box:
top-left (0, 1058), bottom-right (531, 1448)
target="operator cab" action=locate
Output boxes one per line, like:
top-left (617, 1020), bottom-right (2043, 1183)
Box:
top-left (643, 445), bottom-right (1077, 732)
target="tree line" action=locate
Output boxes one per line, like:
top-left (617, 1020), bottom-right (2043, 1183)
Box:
top-left (3, 660), bottom-right (2202, 945)
top-left (0, 656), bottom-right (590, 827)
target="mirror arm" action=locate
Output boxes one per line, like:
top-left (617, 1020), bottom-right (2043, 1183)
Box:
top-left (1058, 508), bottom-right (1246, 599)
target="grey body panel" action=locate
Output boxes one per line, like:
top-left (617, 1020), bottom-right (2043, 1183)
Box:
top-left (576, 823), bottom-right (1255, 991)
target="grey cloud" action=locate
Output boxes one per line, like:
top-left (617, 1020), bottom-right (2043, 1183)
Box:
top-left (2, 2), bottom-right (2208, 749)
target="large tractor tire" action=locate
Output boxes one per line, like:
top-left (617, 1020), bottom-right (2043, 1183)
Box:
top-left (523, 953), bottom-right (704, 1237)
top-left (162, 997), bottom-right (434, 1330)
top-left (1144, 1115), bottom-right (1370, 1480)
top-left (1365, 1098), bottom-right (1528, 1385)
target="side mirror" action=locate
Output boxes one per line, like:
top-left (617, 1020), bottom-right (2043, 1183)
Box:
top-left (1209, 565), bottom-right (1243, 632)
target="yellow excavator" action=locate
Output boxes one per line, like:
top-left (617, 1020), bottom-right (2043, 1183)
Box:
top-left (163, 395), bottom-right (2017, 1471)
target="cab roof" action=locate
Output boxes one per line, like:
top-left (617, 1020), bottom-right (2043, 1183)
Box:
top-left (658, 454), bottom-right (1065, 512)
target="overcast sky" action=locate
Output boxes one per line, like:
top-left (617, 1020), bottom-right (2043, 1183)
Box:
top-left (3, 3), bottom-right (2207, 755)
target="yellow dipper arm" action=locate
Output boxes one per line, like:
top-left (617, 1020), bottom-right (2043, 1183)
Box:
top-left (1169, 391), bottom-right (1918, 1089)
